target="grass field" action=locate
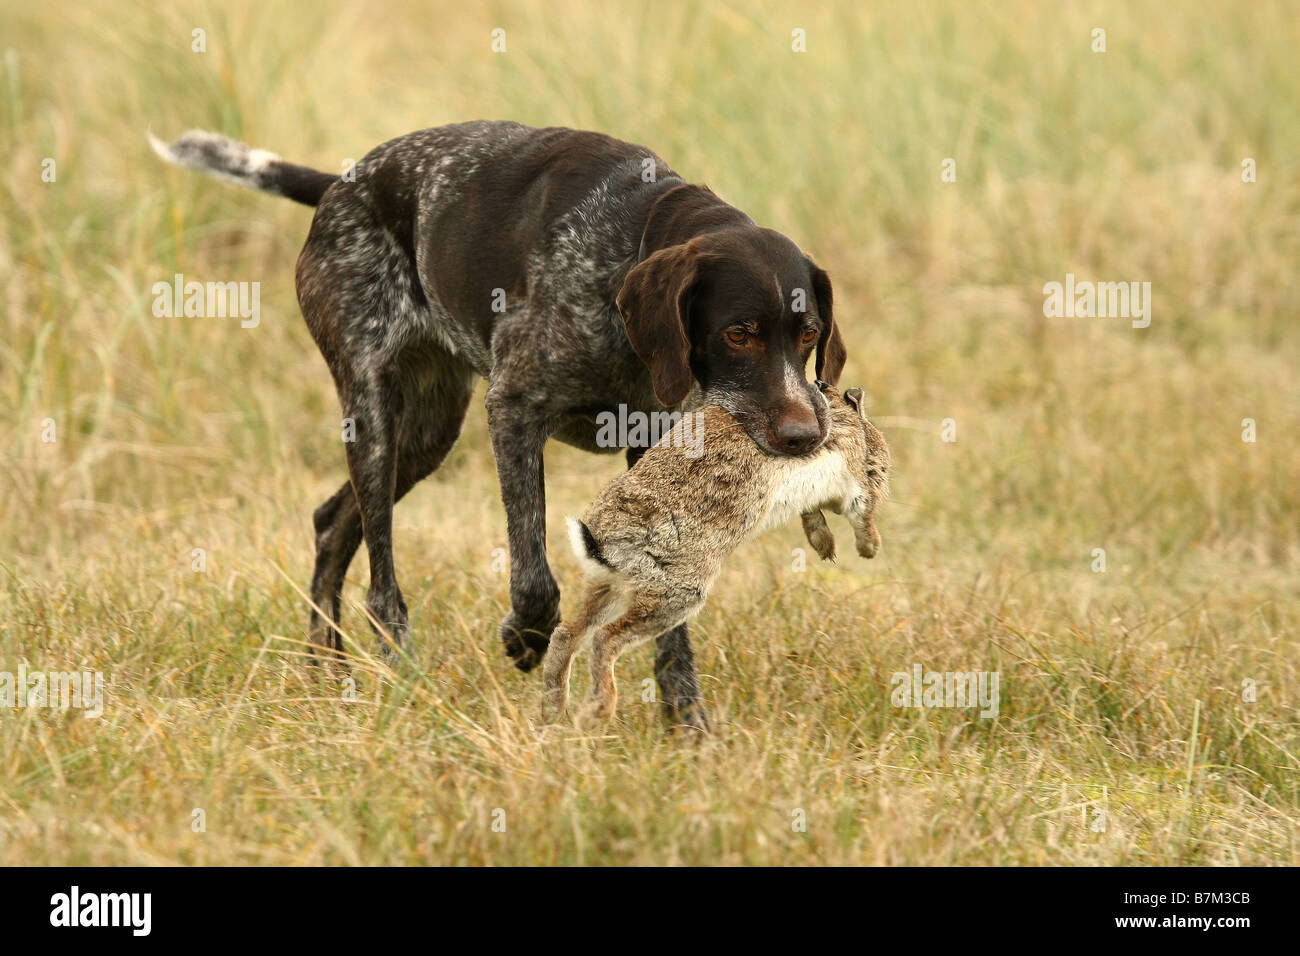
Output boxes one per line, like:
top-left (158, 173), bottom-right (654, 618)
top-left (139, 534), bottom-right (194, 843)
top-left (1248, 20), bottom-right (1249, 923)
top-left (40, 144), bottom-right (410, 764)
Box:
top-left (2, 0), bottom-right (1297, 865)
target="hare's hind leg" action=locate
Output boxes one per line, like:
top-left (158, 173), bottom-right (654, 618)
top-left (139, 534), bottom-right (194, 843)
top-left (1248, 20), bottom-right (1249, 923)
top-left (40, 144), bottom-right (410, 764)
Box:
top-left (542, 579), bottom-right (615, 723)
top-left (585, 588), bottom-right (700, 726)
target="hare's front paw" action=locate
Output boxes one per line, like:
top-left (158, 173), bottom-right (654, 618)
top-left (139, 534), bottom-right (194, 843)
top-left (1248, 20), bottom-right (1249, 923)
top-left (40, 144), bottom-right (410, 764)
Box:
top-left (801, 511), bottom-right (837, 561)
top-left (856, 521), bottom-right (882, 559)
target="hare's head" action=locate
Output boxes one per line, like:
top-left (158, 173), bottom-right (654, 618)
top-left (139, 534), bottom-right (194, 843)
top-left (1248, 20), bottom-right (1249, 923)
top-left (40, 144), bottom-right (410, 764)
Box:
top-left (818, 381), bottom-right (890, 507)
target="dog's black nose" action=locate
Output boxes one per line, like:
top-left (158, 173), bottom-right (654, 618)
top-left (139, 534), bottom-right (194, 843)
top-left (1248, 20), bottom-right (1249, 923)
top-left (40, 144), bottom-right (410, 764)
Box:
top-left (774, 419), bottom-right (822, 455)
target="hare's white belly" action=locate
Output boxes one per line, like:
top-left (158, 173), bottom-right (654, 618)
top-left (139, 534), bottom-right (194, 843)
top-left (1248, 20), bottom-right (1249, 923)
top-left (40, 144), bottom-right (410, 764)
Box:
top-left (757, 451), bottom-right (858, 535)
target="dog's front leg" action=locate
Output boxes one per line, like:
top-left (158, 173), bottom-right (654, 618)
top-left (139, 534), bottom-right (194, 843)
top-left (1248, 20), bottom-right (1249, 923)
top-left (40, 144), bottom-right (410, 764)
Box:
top-left (486, 386), bottom-right (560, 671)
top-left (654, 625), bottom-right (709, 733)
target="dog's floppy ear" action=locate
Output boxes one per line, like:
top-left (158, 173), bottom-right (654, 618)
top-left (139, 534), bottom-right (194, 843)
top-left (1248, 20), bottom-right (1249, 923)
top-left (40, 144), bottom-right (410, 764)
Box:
top-left (617, 243), bottom-right (711, 408)
top-left (808, 258), bottom-right (846, 385)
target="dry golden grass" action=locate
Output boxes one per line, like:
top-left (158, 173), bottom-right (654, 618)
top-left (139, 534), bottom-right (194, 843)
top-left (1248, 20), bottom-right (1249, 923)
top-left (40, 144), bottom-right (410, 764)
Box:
top-left (1, 0), bottom-right (1297, 864)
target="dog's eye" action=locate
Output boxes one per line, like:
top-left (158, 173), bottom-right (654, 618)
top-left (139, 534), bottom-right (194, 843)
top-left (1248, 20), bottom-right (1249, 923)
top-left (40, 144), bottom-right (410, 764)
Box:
top-left (725, 327), bottom-right (749, 346)
top-left (800, 326), bottom-right (819, 346)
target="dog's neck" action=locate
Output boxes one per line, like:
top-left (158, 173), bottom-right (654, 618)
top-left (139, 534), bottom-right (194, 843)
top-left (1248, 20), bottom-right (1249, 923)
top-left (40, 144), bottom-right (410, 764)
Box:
top-left (636, 183), bottom-right (755, 260)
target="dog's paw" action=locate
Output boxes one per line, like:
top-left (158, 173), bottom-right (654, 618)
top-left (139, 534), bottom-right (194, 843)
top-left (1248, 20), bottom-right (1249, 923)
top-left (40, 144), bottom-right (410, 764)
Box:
top-left (500, 607), bottom-right (558, 672)
top-left (379, 632), bottom-right (414, 668)
top-left (668, 700), bottom-right (712, 736)
top-left (368, 615), bottom-right (412, 666)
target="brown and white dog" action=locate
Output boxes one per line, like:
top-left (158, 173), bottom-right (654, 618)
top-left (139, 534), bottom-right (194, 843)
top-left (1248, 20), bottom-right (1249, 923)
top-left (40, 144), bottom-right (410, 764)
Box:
top-left (151, 121), bottom-right (848, 731)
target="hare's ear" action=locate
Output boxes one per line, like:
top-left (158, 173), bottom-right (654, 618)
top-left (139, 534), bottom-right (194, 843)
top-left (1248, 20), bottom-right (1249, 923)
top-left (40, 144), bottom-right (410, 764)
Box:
top-left (844, 387), bottom-right (865, 417)
top-left (617, 243), bottom-right (713, 408)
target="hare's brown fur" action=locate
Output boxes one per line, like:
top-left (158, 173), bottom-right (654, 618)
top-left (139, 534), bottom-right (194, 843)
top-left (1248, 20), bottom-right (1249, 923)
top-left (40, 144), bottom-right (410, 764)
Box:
top-left (544, 384), bottom-right (889, 729)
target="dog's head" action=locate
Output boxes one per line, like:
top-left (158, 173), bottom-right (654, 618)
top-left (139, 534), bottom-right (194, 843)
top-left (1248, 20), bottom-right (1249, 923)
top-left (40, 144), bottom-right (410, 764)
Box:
top-left (617, 226), bottom-right (846, 456)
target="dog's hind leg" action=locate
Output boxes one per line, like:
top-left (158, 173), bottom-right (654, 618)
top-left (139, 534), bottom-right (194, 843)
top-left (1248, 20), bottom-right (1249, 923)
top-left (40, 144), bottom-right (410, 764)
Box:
top-left (308, 481), bottom-right (364, 657)
top-left (307, 347), bottom-right (474, 659)
top-left (297, 190), bottom-right (477, 661)
top-left (335, 364), bottom-right (412, 657)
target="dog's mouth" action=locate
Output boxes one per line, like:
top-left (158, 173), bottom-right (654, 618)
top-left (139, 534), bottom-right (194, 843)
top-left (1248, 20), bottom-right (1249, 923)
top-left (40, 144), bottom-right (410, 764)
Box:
top-left (760, 429), bottom-right (829, 457)
top-left (710, 391), bottom-right (830, 457)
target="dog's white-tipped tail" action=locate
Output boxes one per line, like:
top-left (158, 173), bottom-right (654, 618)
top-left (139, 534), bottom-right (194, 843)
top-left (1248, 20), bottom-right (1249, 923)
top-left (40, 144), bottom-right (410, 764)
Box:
top-left (147, 127), bottom-right (337, 207)
top-left (147, 128), bottom-right (280, 185)
top-left (145, 128), bottom-right (175, 164)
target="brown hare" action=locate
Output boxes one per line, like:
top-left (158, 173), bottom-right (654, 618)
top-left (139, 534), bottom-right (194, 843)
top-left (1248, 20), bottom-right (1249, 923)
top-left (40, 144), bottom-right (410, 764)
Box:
top-left (543, 383), bottom-right (890, 730)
